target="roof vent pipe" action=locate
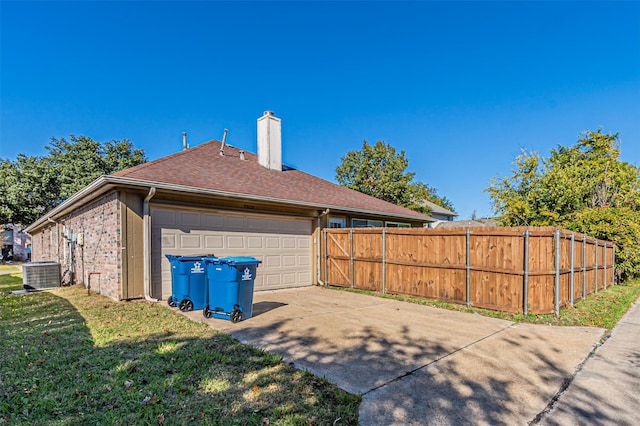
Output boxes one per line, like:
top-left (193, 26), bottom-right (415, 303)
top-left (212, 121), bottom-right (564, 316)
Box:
top-left (220, 128), bottom-right (228, 156)
top-left (239, 150), bottom-right (245, 161)
top-left (182, 132), bottom-right (188, 150)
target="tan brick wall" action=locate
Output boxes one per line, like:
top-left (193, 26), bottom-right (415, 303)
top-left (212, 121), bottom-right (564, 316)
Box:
top-left (31, 191), bottom-right (123, 300)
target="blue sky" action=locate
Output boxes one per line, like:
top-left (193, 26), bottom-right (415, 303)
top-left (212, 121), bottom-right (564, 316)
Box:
top-left (1, 1), bottom-right (639, 220)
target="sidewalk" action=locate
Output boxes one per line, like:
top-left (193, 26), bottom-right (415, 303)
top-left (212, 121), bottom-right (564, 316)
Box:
top-left (537, 296), bottom-right (640, 426)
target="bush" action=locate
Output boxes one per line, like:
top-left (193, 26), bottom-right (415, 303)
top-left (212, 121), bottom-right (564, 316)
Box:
top-left (567, 207), bottom-right (640, 281)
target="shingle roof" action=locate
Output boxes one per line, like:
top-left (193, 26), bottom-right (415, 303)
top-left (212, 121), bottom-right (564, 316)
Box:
top-left (422, 199), bottom-right (456, 217)
top-left (112, 140), bottom-right (432, 222)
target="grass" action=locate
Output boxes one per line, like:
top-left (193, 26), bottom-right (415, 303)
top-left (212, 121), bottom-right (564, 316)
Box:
top-left (336, 280), bottom-right (640, 331)
top-left (0, 263), bottom-right (21, 274)
top-left (0, 274), bottom-right (360, 425)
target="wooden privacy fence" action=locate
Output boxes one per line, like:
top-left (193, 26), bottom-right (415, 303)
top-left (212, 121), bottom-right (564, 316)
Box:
top-left (320, 227), bottom-right (616, 315)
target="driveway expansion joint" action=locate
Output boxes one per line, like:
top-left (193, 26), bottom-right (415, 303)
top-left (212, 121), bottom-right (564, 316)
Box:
top-left (361, 322), bottom-right (515, 396)
top-left (528, 335), bottom-right (604, 425)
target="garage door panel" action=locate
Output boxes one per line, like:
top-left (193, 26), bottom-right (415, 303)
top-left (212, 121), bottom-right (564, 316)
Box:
top-left (282, 255), bottom-right (297, 267)
top-left (265, 274), bottom-right (282, 286)
top-left (162, 234), bottom-right (177, 249)
top-left (247, 236), bottom-right (263, 248)
top-left (265, 237), bottom-right (280, 248)
top-left (265, 255), bottom-right (281, 267)
top-left (282, 238), bottom-right (296, 249)
top-left (152, 208), bottom-right (313, 298)
top-left (226, 236), bottom-right (245, 249)
top-left (298, 238), bottom-right (310, 249)
top-left (180, 234), bottom-right (201, 249)
top-left (298, 272), bottom-right (312, 283)
top-left (205, 235), bottom-right (224, 249)
top-left (281, 273), bottom-right (297, 285)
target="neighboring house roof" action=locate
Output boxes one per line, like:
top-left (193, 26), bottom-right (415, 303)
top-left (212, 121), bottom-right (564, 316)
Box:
top-left (433, 219), bottom-right (497, 228)
top-left (27, 140), bottom-right (433, 232)
top-left (422, 200), bottom-right (456, 218)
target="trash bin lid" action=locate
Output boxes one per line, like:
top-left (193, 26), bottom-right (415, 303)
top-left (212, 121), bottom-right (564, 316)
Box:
top-left (165, 254), bottom-right (218, 262)
top-left (219, 256), bottom-right (262, 266)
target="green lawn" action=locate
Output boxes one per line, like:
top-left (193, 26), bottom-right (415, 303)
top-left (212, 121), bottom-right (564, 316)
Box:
top-left (0, 274), bottom-right (360, 425)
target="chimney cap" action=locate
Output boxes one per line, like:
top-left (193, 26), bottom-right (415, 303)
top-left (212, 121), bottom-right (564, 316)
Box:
top-left (263, 110), bottom-right (275, 117)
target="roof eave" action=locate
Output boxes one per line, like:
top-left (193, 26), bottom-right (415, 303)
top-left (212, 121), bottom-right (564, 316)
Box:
top-left (25, 176), bottom-right (433, 233)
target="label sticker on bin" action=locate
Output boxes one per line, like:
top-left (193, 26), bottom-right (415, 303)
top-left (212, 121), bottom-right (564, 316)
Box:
top-left (241, 268), bottom-right (252, 281)
top-left (191, 262), bottom-right (205, 274)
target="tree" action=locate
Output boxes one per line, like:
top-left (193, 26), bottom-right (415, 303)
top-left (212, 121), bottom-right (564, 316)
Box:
top-left (487, 129), bottom-right (640, 280)
top-left (46, 135), bottom-right (146, 199)
top-left (0, 155), bottom-right (60, 225)
top-left (0, 135), bottom-right (146, 225)
top-left (335, 140), bottom-right (454, 214)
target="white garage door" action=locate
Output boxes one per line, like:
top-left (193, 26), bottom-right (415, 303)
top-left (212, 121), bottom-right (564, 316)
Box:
top-left (151, 206), bottom-right (313, 300)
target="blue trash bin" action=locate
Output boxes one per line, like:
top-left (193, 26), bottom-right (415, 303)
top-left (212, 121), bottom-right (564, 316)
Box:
top-left (165, 254), bottom-right (211, 312)
top-left (203, 256), bottom-right (261, 322)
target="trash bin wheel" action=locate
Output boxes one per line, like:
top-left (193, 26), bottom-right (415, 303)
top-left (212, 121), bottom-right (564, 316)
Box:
top-left (167, 297), bottom-right (176, 308)
top-left (178, 299), bottom-right (194, 312)
top-left (203, 305), bottom-right (212, 319)
top-left (230, 308), bottom-right (242, 323)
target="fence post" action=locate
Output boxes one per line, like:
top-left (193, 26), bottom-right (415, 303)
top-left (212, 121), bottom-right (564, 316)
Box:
top-left (603, 242), bottom-right (607, 290)
top-left (382, 228), bottom-right (387, 294)
top-left (555, 229), bottom-right (561, 317)
top-left (323, 229), bottom-right (328, 287)
top-left (594, 239), bottom-right (599, 293)
top-left (570, 233), bottom-right (575, 308)
top-left (583, 235), bottom-right (587, 299)
top-left (466, 229), bottom-right (471, 308)
top-left (523, 230), bottom-right (530, 315)
top-left (349, 229), bottom-right (354, 288)
top-left (612, 246), bottom-right (616, 285)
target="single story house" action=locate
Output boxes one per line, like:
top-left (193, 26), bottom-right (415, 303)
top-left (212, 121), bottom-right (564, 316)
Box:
top-left (422, 200), bottom-right (457, 225)
top-left (26, 111), bottom-right (434, 302)
top-left (1, 224), bottom-right (30, 261)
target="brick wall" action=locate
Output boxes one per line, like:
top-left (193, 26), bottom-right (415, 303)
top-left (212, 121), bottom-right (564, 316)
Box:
top-left (32, 223), bottom-right (60, 263)
top-left (31, 191), bottom-right (123, 300)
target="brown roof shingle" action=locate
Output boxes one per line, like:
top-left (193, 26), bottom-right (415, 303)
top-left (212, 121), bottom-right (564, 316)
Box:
top-left (113, 140), bottom-right (432, 221)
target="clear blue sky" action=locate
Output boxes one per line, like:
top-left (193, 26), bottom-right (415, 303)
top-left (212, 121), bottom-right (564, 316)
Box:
top-left (1, 1), bottom-right (639, 220)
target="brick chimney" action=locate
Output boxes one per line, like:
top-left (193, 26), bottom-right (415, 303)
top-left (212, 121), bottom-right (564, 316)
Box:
top-left (257, 111), bottom-right (282, 171)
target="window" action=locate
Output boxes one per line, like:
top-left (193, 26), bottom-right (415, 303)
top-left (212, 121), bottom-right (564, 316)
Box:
top-left (328, 217), bottom-right (346, 228)
top-left (385, 221), bottom-right (411, 228)
top-left (352, 219), bottom-right (383, 228)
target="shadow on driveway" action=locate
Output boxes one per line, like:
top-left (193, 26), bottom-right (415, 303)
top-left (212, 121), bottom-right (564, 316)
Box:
top-left (191, 286), bottom-right (607, 425)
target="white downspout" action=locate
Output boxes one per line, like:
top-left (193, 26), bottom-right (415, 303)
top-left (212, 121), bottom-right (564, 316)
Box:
top-left (317, 208), bottom-right (330, 285)
top-left (143, 187), bottom-right (157, 301)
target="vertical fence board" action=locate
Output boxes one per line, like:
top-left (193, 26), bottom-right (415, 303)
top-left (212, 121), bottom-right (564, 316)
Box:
top-left (321, 227), bottom-right (613, 314)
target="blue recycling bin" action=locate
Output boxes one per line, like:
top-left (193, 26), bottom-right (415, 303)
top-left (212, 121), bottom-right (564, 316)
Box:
top-left (165, 254), bottom-right (212, 312)
top-left (203, 256), bottom-right (261, 322)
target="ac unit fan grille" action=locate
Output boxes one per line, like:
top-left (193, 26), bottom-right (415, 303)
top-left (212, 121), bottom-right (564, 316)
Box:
top-left (22, 262), bottom-right (62, 290)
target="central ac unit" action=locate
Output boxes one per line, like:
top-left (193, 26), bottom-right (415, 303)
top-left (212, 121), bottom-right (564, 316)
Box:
top-left (22, 262), bottom-right (61, 290)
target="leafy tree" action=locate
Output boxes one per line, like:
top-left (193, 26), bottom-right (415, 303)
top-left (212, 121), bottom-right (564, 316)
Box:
top-left (47, 135), bottom-right (146, 199)
top-left (487, 129), bottom-right (640, 280)
top-left (0, 135), bottom-right (146, 225)
top-left (0, 155), bottom-right (60, 225)
top-left (335, 140), bottom-right (454, 215)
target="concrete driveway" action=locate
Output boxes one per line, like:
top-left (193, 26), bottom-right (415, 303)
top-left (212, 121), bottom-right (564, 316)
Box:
top-left (181, 286), bottom-right (605, 425)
